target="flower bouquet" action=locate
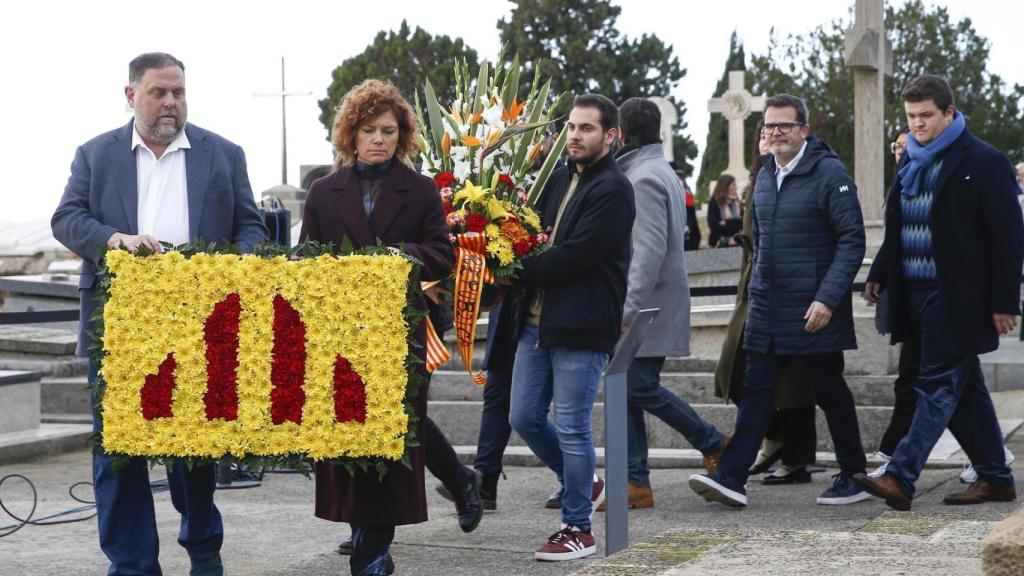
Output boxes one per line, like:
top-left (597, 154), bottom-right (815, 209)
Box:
top-left (415, 54), bottom-right (567, 384)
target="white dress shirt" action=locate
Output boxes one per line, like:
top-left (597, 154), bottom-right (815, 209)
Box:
top-left (775, 140), bottom-right (808, 190)
top-left (132, 125), bottom-right (191, 245)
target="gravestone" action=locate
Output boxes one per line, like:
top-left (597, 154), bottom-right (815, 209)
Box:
top-left (707, 71), bottom-right (766, 191)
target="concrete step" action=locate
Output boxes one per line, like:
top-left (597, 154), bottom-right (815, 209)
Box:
top-left (981, 338), bottom-right (1024, 392)
top-left (426, 400), bottom-right (895, 454)
top-left (0, 352), bottom-right (88, 377)
top-left (0, 423), bottom-right (93, 464)
top-left (40, 376), bottom-right (91, 415)
top-left (41, 413), bottom-right (92, 425)
top-left (0, 324), bottom-right (77, 355)
top-left (428, 370), bottom-right (898, 406)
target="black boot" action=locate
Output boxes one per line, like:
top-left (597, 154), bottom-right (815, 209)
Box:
top-left (479, 470), bottom-right (500, 511)
top-left (451, 468), bottom-right (483, 533)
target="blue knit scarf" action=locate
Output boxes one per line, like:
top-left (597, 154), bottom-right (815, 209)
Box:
top-left (899, 111), bottom-right (964, 198)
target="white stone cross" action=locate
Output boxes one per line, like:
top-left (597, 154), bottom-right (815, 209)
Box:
top-left (707, 71), bottom-right (766, 183)
top-left (646, 96), bottom-right (678, 163)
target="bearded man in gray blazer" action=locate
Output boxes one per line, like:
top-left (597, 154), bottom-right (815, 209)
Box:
top-left (51, 52), bottom-right (266, 576)
top-left (613, 98), bottom-right (727, 509)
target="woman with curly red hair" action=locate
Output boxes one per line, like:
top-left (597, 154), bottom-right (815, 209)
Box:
top-left (300, 79), bottom-right (457, 576)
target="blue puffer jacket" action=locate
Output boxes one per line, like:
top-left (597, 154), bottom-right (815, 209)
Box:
top-left (744, 136), bottom-right (865, 355)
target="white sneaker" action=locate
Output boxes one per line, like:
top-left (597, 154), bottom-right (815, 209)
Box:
top-left (959, 446), bottom-right (1015, 484)
top-left (868, 452), bottom-right (891, 478)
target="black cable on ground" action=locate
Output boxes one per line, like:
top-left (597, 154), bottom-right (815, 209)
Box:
top-left (0, 475), bottom-right (170, 538)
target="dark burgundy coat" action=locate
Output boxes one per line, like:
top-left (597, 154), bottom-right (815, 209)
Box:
top-left (300, 159), bottom-right (454, 526)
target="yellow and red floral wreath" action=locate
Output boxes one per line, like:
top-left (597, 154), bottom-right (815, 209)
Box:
top-left (99, 250), bottom-right (413, 461)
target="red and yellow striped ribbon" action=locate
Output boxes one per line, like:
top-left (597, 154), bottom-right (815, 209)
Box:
top-left (423, 313), bottom-right (450, 373)
top-left (452, 233), bottom-right (493, 386)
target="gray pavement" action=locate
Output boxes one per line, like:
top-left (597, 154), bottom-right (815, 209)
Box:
top-left (2, 436), bottom-right (1022, 576)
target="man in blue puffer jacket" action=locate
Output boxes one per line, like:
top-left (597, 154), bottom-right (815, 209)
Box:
top-left (689, 93), bottom-right (869, 508)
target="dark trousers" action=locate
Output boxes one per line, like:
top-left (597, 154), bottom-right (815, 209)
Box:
top-left (350, 525), bottom-right (395, 576)
top-left (473, 367), bottom-right (513, 476)
top-left (626, 356), bottom-right (723, 486)
top-left (886, 283), bottom-right (1013, 497)
top-left (89, 364), bottom-right (222, 576)
top-left (424, 416), bottom-right (470, 491)
top-left (717, 349), bottom-right (866, 486)
top-left (877, 337), bottom-right (922, 456)
top-left (763, 406), bottom-right (817, 467)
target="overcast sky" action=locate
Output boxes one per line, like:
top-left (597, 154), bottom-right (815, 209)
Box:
top-left (3, 0), bottom-right (1021, 223)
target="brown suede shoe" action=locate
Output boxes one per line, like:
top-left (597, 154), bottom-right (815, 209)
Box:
top-left (943, 479), bottom-right (1017, 505)
top-left (702, 435), bottom-right (732, 475)
top-left (596, 483), bottom-right (654, 511)
top-left (852, 473), bottom-right (912, 511)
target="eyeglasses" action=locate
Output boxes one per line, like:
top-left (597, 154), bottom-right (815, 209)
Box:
top-left (890, 142), bottom-right (906, 154)
top-left (761, 122), bottom-right (804, 135)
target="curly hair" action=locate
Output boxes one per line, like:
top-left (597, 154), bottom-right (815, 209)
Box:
top-left (331, 79), bottom-right (419, 168)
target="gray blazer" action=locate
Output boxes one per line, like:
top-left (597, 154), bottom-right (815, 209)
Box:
top-left (617, 144), bottom-right (691, 358)
top-left (51, 120), bottom-right (268, 355)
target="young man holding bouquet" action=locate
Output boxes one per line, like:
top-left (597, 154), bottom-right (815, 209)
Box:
top-left (507, 94), bottom-right (635, 561)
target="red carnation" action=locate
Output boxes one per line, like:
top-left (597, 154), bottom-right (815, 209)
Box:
top-left (443, 200), bottom-right (453, 215)
top-left (466, 213), bottom-right (488, 233)
top-left (514, 239), bottom-right (533, 256)
top-left (498, 174), bottom-right (515, 188)
top-left (434, 172), bottom-right (456, 188)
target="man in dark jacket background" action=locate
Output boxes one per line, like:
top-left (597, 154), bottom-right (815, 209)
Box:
top-left (508, 94), bottom-right (635, 561)
top-left (856, 75), bottom-right (1022, 510)
top-left (688, 93), bottom-right (869, 508)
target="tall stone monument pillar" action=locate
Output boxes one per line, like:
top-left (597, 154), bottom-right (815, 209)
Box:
top-left (845, 0), bottom-right (897, 377)
top-left (844, 0), bottom-right (892, 240)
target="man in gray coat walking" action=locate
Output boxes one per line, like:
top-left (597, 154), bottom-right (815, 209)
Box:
top-left (611, 98), bottom-right (727, 509)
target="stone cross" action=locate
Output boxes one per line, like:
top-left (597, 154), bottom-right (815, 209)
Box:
top-left (254, 57), bottom-right (312, 185)
top-left (844, 0), bottom-right (892, 226)
top-left (646, 96), bottom-right (678, 162)
top-left (707, 71), bottom-right (766, 184)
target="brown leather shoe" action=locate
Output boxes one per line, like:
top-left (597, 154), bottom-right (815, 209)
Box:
top-left (943, 479), bottom-right (1017, 505)
top-left (702, 435), bottom-right (731, 475)
top-left (596, 483), bottom-right (654, 511)
top-left (852, 473), bottom-right (912, 511)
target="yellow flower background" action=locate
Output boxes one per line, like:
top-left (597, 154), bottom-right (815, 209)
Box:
top-left (100, 250), bottom-right (412, 461)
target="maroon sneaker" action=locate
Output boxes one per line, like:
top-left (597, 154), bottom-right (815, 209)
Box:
top-left (590, 474), bottom-right (606, 519)
top-left (535, 524), bottom-right (596, 561)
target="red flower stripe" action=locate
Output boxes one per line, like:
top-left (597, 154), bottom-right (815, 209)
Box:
top-left (271, 295), bottom-right (306, 424)
top-left (203, 293), bottom-right (241, 421)
top-left (141, 353), bottom-right (177, 420)
top-left (333, 355), bottom-right (367, 423)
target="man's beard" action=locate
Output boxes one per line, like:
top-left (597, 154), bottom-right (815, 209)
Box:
top-left (144, 115), bottom-right (183, 143)
top-left (570, 144), bottom-right (603, 167)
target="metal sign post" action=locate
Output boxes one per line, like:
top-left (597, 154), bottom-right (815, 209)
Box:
top-left (603, 308), bottom-right (659, 556)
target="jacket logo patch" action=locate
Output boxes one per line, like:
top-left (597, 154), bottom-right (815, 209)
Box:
top-left (839, 185), bottom-right (850, 193)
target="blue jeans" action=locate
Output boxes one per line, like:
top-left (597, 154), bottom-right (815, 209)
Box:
top-left (716, 349), bottom-right (866, 487)
top-left (886, 283), bottom-right (1014, 497)
top-left (509, 325), bottom-right (606, 529)
top-left (90, 364), bottom-right (223, 575)
top-left (627, 356), bottom-right (723, 486)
